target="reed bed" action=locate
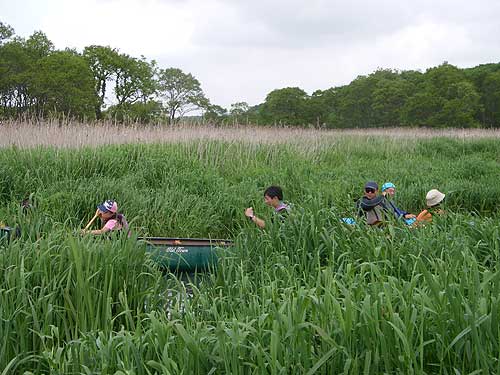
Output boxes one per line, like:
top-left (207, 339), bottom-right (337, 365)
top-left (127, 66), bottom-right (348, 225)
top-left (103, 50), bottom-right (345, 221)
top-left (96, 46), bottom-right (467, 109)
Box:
top-left (1, 119), bottom-right (500, 149)
top-left (0, 135), bottom-right (499, 373)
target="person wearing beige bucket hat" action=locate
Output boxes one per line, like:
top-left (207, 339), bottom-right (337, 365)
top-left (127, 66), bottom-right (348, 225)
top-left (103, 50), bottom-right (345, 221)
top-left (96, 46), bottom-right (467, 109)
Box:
top-left (416, 189), bottom-right (446, 224)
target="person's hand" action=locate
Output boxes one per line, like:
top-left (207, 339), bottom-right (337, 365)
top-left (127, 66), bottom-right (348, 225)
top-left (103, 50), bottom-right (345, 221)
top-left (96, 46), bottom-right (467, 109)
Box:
top-left (405, 213), bottom-right (416, 219)
top-left (80, 229), bottom-right (88, 235)
top-left (245, 207), bottom-right (254, 218)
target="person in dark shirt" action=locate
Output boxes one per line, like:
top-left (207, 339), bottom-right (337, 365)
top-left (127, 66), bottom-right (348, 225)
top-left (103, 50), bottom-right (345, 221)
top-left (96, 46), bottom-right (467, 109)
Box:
top-left (356, 181), bottom-right (390, 226)
top-left (245, 186), bottom-right (291, 229)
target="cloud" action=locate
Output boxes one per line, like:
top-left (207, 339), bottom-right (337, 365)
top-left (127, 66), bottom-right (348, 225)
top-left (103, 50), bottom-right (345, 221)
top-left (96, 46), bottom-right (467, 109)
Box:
top-left (37, 0), bottom-right (194, 57)
top-left (3, 0), bottom-right (500, 108)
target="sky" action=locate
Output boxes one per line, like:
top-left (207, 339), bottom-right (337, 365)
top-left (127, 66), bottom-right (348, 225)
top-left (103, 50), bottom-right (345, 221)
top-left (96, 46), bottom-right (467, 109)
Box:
top-left (1, 0), bottom-right (500, 109)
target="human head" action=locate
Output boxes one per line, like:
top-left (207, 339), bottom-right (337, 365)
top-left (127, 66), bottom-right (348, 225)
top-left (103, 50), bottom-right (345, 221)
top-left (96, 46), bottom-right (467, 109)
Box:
top-left (426, 189), bottom-right (445, 207)
top-left (364, 181), bottom-right (379, 199)
top-left (264, 186), bottom-right (283, 208)
top-left (381, 182), bottom-right (396, 197)
top-left (97, 200), bottom-right (118, 219)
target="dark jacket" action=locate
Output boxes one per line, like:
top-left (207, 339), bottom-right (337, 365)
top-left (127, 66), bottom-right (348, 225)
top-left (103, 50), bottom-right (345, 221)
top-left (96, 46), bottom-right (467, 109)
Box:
top-left (356, 195), bottom-right (390, 225)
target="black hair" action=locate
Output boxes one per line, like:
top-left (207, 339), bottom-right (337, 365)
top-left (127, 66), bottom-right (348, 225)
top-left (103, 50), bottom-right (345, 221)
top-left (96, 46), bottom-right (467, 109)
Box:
top-left (264, 185), bottom-right (283, 201)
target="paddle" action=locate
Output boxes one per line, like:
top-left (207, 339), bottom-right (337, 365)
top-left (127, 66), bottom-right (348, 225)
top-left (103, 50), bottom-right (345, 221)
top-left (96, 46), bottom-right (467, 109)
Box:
top-left (83, 209), bottom-right (100, 232)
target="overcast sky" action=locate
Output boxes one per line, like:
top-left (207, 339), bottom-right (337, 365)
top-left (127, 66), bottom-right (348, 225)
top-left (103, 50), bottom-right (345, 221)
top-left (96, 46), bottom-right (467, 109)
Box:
top-left (2, 0), bottom-right (500, 108)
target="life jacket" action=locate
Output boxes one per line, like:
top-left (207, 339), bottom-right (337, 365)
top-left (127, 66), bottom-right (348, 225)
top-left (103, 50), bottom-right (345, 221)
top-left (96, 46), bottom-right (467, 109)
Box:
top-left (357, 196), bottom-right (389, 226)
top-left (273, 202), bottom-right (291, 223)
top-left (416, 209), bottom-right (432, 223)
top-left (365, 204), bottom-right (387, 226)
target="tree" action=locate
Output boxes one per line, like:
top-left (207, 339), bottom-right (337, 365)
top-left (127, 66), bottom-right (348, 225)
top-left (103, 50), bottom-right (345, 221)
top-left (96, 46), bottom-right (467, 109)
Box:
top-left (204, 104), bottom-right (227, 124)
top-left (0, 39), bottom-right (33, 114)
top-left (401, 91), bottom-right (444, 127)
top-left (114, 54), bottom-right (156, 106)
top-left (437, 81), bottom-right (482, 127)
top-left (105, 100), bottom-right (162, 123)
top-left (309, 88), bottom-right (338, 127)
top-left (371, 78), bottom-right (415, 127)
top-left (0, 31), bottom-right (54, 117)
top-left (229, 102), bottom-right (249, 116)
top-left (0, 21), bottom-right (14, 45)
top-left (260, 87), bottom-right (309, 126)
top-left (24, 31), bottom-right (54, 59)
top-left (229, 101), bottom-right (249, 124)
top-left (480, 70), bottom-right (500, 127)
top-left (425, 62), bottom-right (465, 98)
top-left (29, 50), bottom-right (97, 118)
top-left (157, 68), bottom-right (209, 124)
top-left (83, 45), bottom-right (120, 119)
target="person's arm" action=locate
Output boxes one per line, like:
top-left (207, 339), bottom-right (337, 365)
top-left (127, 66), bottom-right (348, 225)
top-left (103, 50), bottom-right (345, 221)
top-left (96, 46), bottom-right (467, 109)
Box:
top-left (88, 226), bottom-right (111, 235)
top-left (245, 207), bottom-right (266, 229)
top-left (81, 220), bottom-right (115, 235)
top-left (391, 202), bottom-right (416, 219)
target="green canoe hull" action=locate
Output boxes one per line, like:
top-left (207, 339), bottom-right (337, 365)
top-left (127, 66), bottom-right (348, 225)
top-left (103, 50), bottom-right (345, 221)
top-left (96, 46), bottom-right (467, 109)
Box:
top-left (139, 237), bottom-right (233, 272)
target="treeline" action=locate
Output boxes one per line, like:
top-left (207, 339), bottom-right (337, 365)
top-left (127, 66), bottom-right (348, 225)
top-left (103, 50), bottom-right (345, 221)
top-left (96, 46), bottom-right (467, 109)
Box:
top-left (0, 21), bottom-right (209, 124)
top-left (244, 64), bottom-right (500, 128)
top-left (1, 21), bottom-right (500, 127)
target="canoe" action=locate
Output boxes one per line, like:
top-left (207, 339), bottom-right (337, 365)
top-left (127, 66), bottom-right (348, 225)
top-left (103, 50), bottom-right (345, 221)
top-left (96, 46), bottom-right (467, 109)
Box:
top-left (138, 237), bottom-right (233, 272)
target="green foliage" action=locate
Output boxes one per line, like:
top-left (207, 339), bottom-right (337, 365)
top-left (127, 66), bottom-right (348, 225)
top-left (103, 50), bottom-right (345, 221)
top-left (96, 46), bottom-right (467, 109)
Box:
top-left (204, 103), bottom-right (227, 124)
top-left (29, 51), bottom-right (97, 118)
top-left (0, 21), bottom-right (14, 44)
top-left (481, 70), bottom-right (500, 126)
top-left (24, 31), bottom-right (54, 59)
top-left (0, 38), bottom-right (34, 115)
top-left (105, 100), bottom-right (163, 123)
top-left (1, 23), bottom-right (500, 127)
top-left (114, 54), bottom-right (156, 106)
top-left (260, 87), bottom-right (311, 126)
top-left (0, 137), bottom-right (499, 373)
top-left (83, 45), bottom-right (121, 119)
top-left (157, 67), bottom-right (209, 124)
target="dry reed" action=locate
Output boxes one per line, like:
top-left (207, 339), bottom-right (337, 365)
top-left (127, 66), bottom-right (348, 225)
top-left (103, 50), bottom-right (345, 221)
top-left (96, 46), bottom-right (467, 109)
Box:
top-left (1, 119), bottom-right (500, 149)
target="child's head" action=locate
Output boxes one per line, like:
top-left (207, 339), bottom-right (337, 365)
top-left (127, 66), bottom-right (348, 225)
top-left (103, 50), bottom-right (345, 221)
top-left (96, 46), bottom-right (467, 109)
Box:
top-left (97, 200), bottom-right (118, 219)
top-left (264, 186), bottom-right (283, 207)
top-left (381, 182), bottom-right (396, 197)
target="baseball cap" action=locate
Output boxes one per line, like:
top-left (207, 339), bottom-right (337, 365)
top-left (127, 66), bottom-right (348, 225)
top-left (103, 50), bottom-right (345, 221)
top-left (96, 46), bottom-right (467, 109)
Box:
top-left (381, 182), bottom-right (395, 192)
top-left (364, 181), bottom-right (379, 190)
top-left (97, 200), bottom-right (118, 213)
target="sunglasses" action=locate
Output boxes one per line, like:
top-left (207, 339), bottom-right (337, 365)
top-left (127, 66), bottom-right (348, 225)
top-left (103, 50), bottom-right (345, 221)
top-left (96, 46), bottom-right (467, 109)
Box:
top-left (365, 188), bottom-right (376, 193)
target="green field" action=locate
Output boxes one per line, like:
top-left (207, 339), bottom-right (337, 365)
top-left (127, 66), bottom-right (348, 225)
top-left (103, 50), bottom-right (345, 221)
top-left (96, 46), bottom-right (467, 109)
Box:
top-left (1, 135), bottom-right (500, 374)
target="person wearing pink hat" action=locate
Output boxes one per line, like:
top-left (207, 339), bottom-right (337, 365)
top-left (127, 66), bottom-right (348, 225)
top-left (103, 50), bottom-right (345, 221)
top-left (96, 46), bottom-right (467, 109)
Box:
top-left (82, 199), bottom-right (129, 235)
top-left (416, 189), bottom-right (446, 224)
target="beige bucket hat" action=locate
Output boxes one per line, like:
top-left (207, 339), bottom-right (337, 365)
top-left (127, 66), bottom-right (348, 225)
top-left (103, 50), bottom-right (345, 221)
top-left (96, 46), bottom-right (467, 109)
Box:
top-left (426, 189), bottom-right (446, 207)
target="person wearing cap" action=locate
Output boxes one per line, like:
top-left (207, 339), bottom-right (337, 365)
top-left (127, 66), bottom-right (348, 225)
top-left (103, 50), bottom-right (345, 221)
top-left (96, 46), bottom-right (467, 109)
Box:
top-left (356, 181), bottom-right (390, 226)
top-left (415, 189), bottom-right (446, 224)
top-left (82, 199), bottom-right (129, 235)
top-left (245, 185), bottom-right (291, 229)
top-left (381, 182), bottom-right (416, 223)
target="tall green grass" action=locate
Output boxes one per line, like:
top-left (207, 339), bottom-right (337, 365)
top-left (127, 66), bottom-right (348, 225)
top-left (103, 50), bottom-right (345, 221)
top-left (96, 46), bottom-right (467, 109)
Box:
top-left (0, 136), bottom-right (499, 373)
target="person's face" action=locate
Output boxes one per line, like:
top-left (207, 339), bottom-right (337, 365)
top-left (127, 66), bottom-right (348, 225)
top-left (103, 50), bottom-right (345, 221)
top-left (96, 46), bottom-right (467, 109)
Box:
top-left (364, 187), bottom-right (378, 199)
top-left (99, 209), bottom-right (113, 220)
top-left (386, 187), bottom-right (395, 197)
top-left (264, 194), bottom-right (279, 207)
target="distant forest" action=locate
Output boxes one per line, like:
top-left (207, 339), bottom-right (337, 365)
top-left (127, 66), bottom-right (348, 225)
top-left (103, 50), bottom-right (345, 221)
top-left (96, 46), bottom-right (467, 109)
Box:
top-left (1, 20), bottom-right (500, 128)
